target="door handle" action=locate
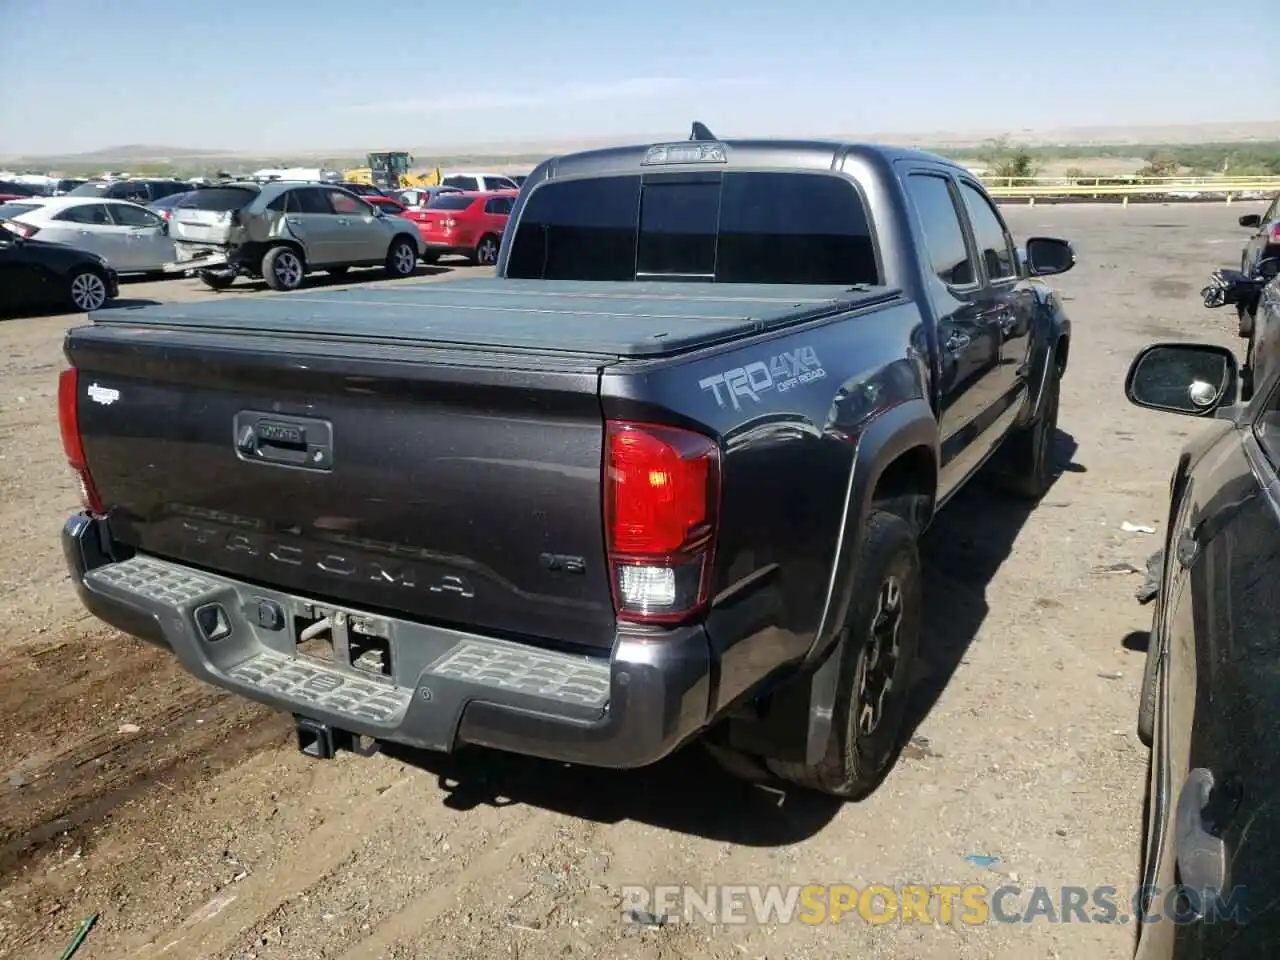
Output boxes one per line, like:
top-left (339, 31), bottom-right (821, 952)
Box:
top-left (945, 333), bottom-right (971, 353)
top-left (336, 218), bottom-right (349, 225)
top-left (286, 217), bottom-right (302, 225)
top-left (78, 230), bottom-right (92, 236)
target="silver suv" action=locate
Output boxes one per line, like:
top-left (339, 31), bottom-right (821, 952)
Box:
top-left (165, 181), bottom-right (424, 291)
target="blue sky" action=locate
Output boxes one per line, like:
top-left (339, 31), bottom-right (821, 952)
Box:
top-left (0, 0), bottom-right (1271, 155)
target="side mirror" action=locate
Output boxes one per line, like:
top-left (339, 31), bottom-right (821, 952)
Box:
top-left (1025, 236), bottom-right (1075, 277)
top-left (158, 220), bottom-right (170, 236)
top-left (1238, 214), bottom-right (1262, 228)
top-left (1125, 343), bottom-right (1238, 416)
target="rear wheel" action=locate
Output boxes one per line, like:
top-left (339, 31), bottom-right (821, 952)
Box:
top-left (262, 246), bottom-right (305, 291)
top-left (198, 269), bottom-right (236, 291)
top-left (993, 358), bottom-right (1060, 500)
top-left (67, 269), bottom-right (109, 312)
top-left (472, 233), bottom-right (500, 266)
top-left (385, 237), bottom-right (418, 278)
top-left (767, 510), bottom-right (922, 799)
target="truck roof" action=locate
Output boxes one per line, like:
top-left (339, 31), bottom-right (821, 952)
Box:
top-left (539, 137), bottom-right (969, 180)
top-left (91, 277), bottom-right (901, 358)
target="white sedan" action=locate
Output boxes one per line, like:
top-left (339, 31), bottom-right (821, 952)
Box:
top-left (0, 196), bottom-right (176, 275)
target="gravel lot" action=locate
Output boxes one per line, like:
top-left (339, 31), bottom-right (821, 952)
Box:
top-left (0, 202), bottom-right (1264, 960)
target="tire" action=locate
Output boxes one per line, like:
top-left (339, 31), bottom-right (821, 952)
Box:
top-left (385, 237), bottom-right (418, 278)
top-left (1237, 303), bottom-right (1254, 340)
top-left (1241, 336), bottom-right (1255, 402)
top-left (67, 268), bottom-right (109, 312)
top-left (766, 510), bottom-right (922, 798)
top-left (993, 358), bottom-right (1060, 500)
top-left (1137, 622), bottom-right (1158, 748)
top-left (262, 246), bottom-right (305, 291)
top-left (198, 269), bottom-right (236, 291)
top-left (472, 233), bottom-right (500, 267)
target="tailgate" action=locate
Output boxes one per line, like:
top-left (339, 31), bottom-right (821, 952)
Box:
top-left (65, 327), bottom-right (620, 650)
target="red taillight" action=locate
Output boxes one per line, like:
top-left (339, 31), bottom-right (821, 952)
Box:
top-left (5, 220), bottom-right (38, 238)
top-left (58, 369), bottom-right (104, 514)
top-left (1270, 224), bottom-right (1280, 241)
top-left (604, 421), bottom-right (721, 624)
top-left (440, 217), bottom-right (456, 230)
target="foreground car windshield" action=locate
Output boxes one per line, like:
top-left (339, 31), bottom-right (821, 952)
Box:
top-left (505, 171), bottom-right (880, 285)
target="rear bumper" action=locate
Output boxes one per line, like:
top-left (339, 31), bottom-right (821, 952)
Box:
top-left (420, 240), bottom-right (473, 258)
top-left (61, 513), bottom-right (712, 768)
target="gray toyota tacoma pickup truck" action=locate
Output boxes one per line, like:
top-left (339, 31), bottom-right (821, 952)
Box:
top-left (58, 126), bottom-right (1075, 798)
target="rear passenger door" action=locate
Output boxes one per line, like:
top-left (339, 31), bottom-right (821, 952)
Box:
top-left (900, 168), bottom-right (1005, 500)
top-left (955, 177), bottom-right (1031, 410)
top-left (323, 188), bottom-right (384, 262)
top-left (271, 188), bottom-right (334, 265)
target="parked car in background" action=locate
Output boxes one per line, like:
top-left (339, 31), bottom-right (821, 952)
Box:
top-left (439, 171), bottom-right (519, 192)
top-left (0, 179), bottom-right (41, 202)
top-left (166, 180), bottom-right (424, 291)
top-left (0, 222), bottom-right (119, 314)
top-left (395, 185), bottom-right (463, 208)
top-left (1123, 340), bottom-right (1280, 958)
top-left (67, 179), bottom-right (193, 204)
top-left (0, 197), bottom-right (175, 276)
top-left (50, 178), bottom-right (89, 196)
top-left (147, 190), bottom-right (196, 221)
top-left (408, 190), bottom-right (514, 265)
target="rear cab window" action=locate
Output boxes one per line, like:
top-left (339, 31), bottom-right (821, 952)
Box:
top-left (504, 171), bottom-right (880, 285)
top-left (443, 176), bottom-right (480, 191)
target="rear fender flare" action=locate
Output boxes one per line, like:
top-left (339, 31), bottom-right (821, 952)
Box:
top-left (1020, 293), bottom-right (1071, 428)
top-left (801, 398), bottom-right (937, 765)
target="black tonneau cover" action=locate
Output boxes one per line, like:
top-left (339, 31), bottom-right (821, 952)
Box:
top-left (91, 277), bottom-right (901, 358)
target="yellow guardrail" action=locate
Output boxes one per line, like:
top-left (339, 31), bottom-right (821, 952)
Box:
top-left (982, 175), bottom-right (1280, 203)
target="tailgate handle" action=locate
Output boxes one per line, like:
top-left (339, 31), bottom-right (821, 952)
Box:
top-left (235, 413), bottom-right (333, 471)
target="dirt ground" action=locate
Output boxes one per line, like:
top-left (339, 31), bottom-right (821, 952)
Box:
top-left (0, 201), bottom-right (1266, 960)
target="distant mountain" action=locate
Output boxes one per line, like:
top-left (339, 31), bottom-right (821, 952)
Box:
top-left (4, 120), bottom-right (1277, 169)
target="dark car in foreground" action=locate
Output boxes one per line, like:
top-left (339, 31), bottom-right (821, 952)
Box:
top-left (1124, 340), bottom-right (1280, 958)
top-left (0, 223), bottom-right (119, 315)
top-left (58, 127), bottom-right (1076, 799)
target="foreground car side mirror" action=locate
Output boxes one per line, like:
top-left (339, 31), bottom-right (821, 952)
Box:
top-left (1125, 343), bottom-right (1238, 416)
top-left (1025, 236), bottom-right (1075, 277)
top-left (1238, 213), bottom-right (1262, 228)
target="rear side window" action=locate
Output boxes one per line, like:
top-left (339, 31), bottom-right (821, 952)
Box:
top-left (483, 197), bottom-right (513, 215)
top-left (427, 195), bottom-right (476, 211)
top-left (56, 203), bottom-right (113, 225)
top-left (905, 174), bottom-right (975, 287)
top-left (443, 175), bottom-right (479, 191)
top-left (958, 180), bottom-right (1018, 281)
top-left (182, 187), bottom-right (257, 212)
top-left (326, 190), bottom-right (366, 215)
top-left (109, 204), bottom-right (162, 227)
top-left (506, 172), bottom-right (879, 285)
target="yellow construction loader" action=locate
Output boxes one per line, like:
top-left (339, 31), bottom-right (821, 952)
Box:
top-left (343, 152), bottom-right (440, 190)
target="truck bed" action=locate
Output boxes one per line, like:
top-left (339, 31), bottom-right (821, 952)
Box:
top-left (92, 277), bottom-right (898, 358)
